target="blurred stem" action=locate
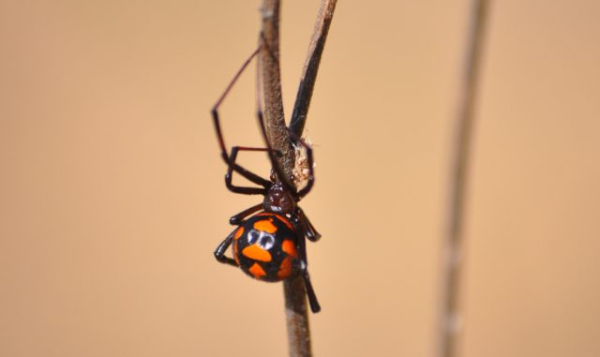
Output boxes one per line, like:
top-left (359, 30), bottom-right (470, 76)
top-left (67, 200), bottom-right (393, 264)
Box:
top-left (438, 1), bottom-right (490, 357)
top-left (259, 0), bottom-right (337, 356)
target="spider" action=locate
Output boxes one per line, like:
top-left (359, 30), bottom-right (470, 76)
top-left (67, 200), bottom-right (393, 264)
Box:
top-left (211, 46), bottom-right (322, 313)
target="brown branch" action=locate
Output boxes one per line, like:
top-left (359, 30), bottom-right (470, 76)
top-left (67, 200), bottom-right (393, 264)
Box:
top-left (259, 0), bottom-right (295, 180)
top-left (289, 0), bottom-right (338, 137)
top-left (259, 1), bottom-right (310, 357)
top-left (438, 1), bottom-right (490, 357)
top-left (258, 1), bottom-right (337, 356)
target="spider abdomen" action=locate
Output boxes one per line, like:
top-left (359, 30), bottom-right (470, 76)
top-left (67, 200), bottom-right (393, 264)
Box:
top-left (232, 213), bottom-right (299, 282)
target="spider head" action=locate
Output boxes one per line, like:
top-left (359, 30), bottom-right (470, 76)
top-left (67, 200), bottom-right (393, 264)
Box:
top-left (264, 182), bottom-right (296, 217)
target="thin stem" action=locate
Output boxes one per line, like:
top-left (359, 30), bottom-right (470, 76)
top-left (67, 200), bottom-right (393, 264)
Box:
top-left (283, 276), bottom-right (313, 357)
top-left (438, 1), bottom-right (490, 357)
top-left (260, 0), bottom-right (295, 181)
top-left (259, 1), bottom-right (311, 357)
top-left (289, 0), bottom-right (338, 137)
top-left (258, 1), bottom-right (337, 356)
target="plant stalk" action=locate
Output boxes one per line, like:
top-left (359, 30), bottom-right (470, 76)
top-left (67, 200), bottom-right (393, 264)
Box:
top-left (258, 0), bottom-right (337, 356)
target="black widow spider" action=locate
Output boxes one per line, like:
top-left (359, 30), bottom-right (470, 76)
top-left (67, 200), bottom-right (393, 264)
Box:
top-left (211, 45), bottom-right (322, 313)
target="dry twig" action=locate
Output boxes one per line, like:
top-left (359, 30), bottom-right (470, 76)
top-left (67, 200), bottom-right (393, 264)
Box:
top-left (289, 0), bottom-right (338, 137)
top-left (258, 0), bottom-right (337, 356)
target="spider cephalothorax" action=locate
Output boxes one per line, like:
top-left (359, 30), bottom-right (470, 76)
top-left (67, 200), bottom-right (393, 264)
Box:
top-left (263, 182), bottom-right (296, 216)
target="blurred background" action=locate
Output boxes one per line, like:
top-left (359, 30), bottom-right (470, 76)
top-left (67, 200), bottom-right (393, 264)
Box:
top-left (1, 1), bottom-right (599, 356)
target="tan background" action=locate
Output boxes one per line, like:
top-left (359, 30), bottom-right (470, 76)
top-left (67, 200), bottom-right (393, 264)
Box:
top-left (1, 1), bottom-right (599, 356)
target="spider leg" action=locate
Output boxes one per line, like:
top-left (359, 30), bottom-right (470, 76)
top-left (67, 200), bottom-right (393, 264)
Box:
top-left (214, 230), bottom-right (239, 267)
top-left (224, 146), bottom-right (283, 195)
top-left (211, 46), bottom-right (271, 190)
top-left (229, 203), bottom-right (263, 225)
top-left (287, 130), bottom-right (315, 198)
top-left (212, 46), bottom-right (259, 158)
top-left (297, 208), bottom-right (322, 242)
top-left (213, 109), bottom-right (271, 189)
top-left (297, 233), bottom-right (321, 313)
top-left (223, 147), bottom-right (270, 195)
top-left (303, 272), bottom-right (321, 313)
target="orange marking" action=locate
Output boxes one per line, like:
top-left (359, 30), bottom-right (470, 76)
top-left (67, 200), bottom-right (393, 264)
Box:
top-left (232, 241), bottom-right (240, 265)
top-left (234, 227), bottom-right (244, 240)
top-left (282, 240), bottom-right (297, 257)
top-left (242, 244), bottom-right (272, 262)
top-left (277, 257), bottom-right (293, 279)
top-left (253, 219), bottom-right (277, 234)
top-left (249, 263), bottom-right (266, 279)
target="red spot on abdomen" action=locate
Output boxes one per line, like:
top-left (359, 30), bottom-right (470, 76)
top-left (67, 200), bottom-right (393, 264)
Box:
top-left (249, 263), bottom-right (266, 279)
